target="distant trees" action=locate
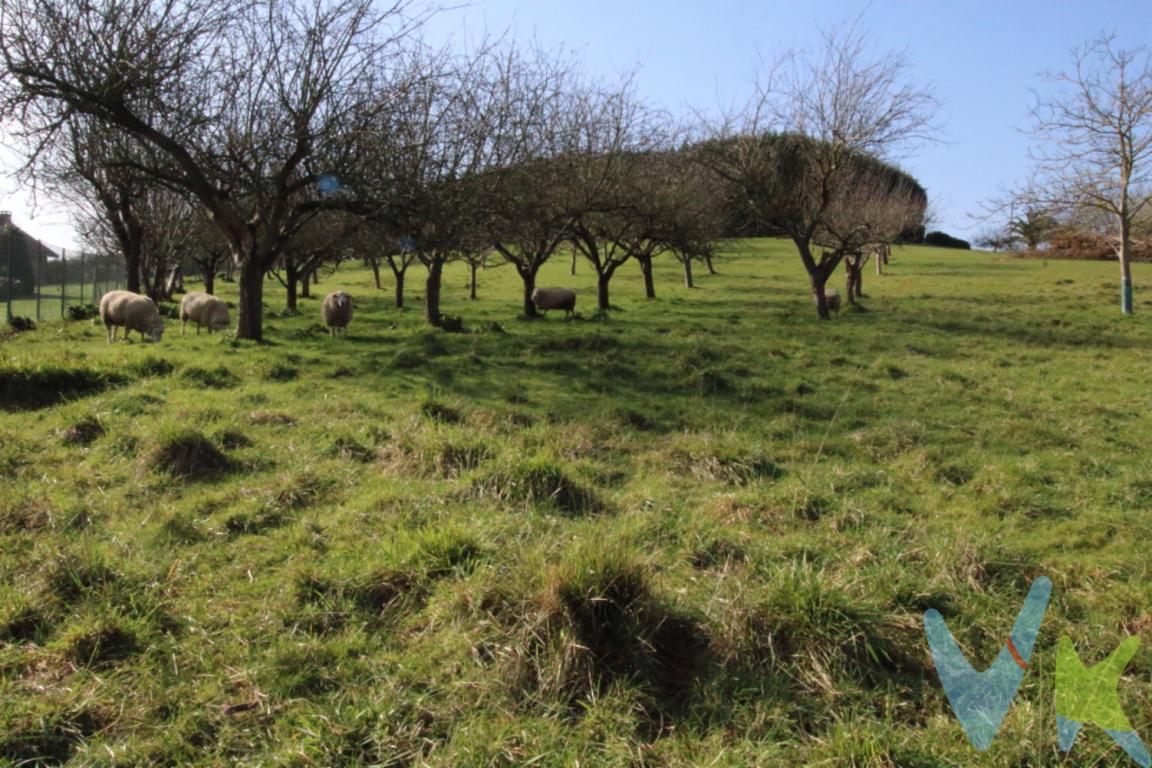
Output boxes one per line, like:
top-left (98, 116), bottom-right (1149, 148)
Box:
top-left (975, 206), bottom-right (1057, 252)
top-left (1021, 35), bottom-right (1152, 314)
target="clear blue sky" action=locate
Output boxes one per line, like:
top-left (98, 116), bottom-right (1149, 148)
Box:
top-left (2, 0), bottom-right (1148, 250)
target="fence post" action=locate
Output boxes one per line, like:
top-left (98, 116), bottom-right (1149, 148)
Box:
top-left (4, 225), bottom-right (12, 323)
top-left (61, 249), bottom-right (67, 319)
top-left (36, 240), bottom-right (43, 322)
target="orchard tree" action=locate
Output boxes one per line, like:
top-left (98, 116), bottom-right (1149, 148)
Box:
top-left (484, 48), bottom-right (585, 319)
top-left (1023, 35), bottom-right (1152, 314)
top-left (567, 81), bottom-right (669, 312)
top-left (698, 24), bottom-right (937, 318)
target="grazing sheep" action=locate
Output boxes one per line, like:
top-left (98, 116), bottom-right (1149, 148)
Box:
top-left (322, 291), bottom-right (353, 336)
top-left (99, 290), bottom-right (165, 342)
top-left (180, 291), bottom-right (230, 335)
top-left (531, 287), bottom-right (577, 317)
top-left (813, 288), bottom-right (841, 315)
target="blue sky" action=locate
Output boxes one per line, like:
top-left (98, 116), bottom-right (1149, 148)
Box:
top-left (2, 0), bottom-right (1148, 249)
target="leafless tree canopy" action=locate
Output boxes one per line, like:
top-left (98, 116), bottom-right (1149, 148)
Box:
top-left (699, 23), bottom-right (936, 318)
top-left (1020, 35), bottom-right (1152, 313)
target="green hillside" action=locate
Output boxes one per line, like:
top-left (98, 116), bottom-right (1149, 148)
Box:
top-left (2, 239), bottom-right (1151, 766)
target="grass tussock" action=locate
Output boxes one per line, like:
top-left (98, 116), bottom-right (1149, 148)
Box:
top-left (59, 414), bottom-right (105, 445)
top-left (472, 456), bottom-right (603, 515)
top-left (0, 364), bottom-right (127, 411)
top-left (493, 546), bottom-right (708, 718)
top-left (714, 560), bottom-right (919, 696)
top-left (179, 364), bottom-right (240, 388)
top-left (145, 429), bottom-right (235, 480)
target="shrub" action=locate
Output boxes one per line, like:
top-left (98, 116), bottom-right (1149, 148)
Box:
top-left (66, 303), bottom-right (99, 321)
top-left (154, 301), bottom-right (180, 319)
top-left (923, 230), bottom-right (971, 249)
top-left (8, 316), bottom-right (36, 332)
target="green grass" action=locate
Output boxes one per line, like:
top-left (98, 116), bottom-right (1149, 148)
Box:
top-left (2, 240), bottom-right (1152, 765)
top-left (5, 280), bottom-right (116, 324)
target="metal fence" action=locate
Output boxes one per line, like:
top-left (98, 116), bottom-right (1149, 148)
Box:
top-left (2, 228), bottom-right (125, 324)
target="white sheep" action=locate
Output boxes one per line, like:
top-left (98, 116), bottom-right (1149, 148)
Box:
top-left (531, 287), bottom-right (577, 317)
top-left (180, 291), bottom-right (230, 335)
top-left (322, 291), bottom-right (353, 336)
top-left (99, 290), bottom-right (165, 343)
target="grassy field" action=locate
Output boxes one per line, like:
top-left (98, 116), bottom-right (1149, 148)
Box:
top-left (3, 239), bottom-right (1152, 766)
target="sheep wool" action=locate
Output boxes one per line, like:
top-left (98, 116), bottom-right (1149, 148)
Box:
top-left (99, 290), bottom-right (166, 343)
top-left (322, 291), bottom-right (353, 336)
top-left (531, 287), bottom-right (577, 317)
top-left (180, 291), bottom-right (231, 335)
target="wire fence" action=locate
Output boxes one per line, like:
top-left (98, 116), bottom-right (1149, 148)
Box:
top-left (2, 224), bottom-right (125, 324)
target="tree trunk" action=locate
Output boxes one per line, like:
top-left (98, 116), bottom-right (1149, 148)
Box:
top-left (124, 241), bottom-right (142, 294)
top-left (854, 261), bottom-right (864, 298)
top-left (236, 256), bottom-right (264, 340)
top-left (394, 269), bottom-right (406, 308)
top-left (875, 249), bottom-right (883, 276)
top-left (683, 257), bottom-right (694, 288)
top-left (520, 266), bottom-right (538, 318)
top-left (597, 273), bottom-right (610, 311)
top-left (705, 252), bottom-right (717, 274)
top-left (846, 261), bottom-right (857, 305)
top-left (812, 274), bottom-right (830, 320)
top-left (1120, 215), bottom-right (1133, 315)
top-left (570, 249), bottom-right (577, 275)
top-left (424, 258), bottom-right (443, 327)
top-left (469, 261), bottom-right (478, 300)
top-left (300, 268), bottom-right (311, 299)
top-left (203, 269), bottom-right (215, 296)
top-left (369, 257), bottom-right (381, 290)
top-left (285, 259), bottom-right (298, 311)
top-left (639, 255), bottom-right (655, 299)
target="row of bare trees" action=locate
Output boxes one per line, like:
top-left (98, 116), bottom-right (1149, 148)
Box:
top-left (0, 2), bottom-right (934, 336)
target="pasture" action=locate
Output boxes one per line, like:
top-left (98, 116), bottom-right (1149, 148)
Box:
top-left (2, 239), bottom-right (1152, 766)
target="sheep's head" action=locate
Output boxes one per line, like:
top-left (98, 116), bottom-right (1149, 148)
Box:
top-left (147, 320), bottom-right (165, 342)
top-left (336, 292), bottom-right (351, 309)
top-left (211, 305), bottom-right (231, 330)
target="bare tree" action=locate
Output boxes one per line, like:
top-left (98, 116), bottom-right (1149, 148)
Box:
top-left (484, 47), bottom-right (584, 319)
top-left (698, 23), bottom-right (937, 318)
top-left (0, 0), bottom-right (423, 339)
top-left (567, 80), bottom-right (669, 312)
top-left (1022, 35), bottom-right (1152, 313)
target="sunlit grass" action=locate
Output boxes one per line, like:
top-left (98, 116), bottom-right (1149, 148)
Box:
top-left (2, 239), bottom-right (1151, 765)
